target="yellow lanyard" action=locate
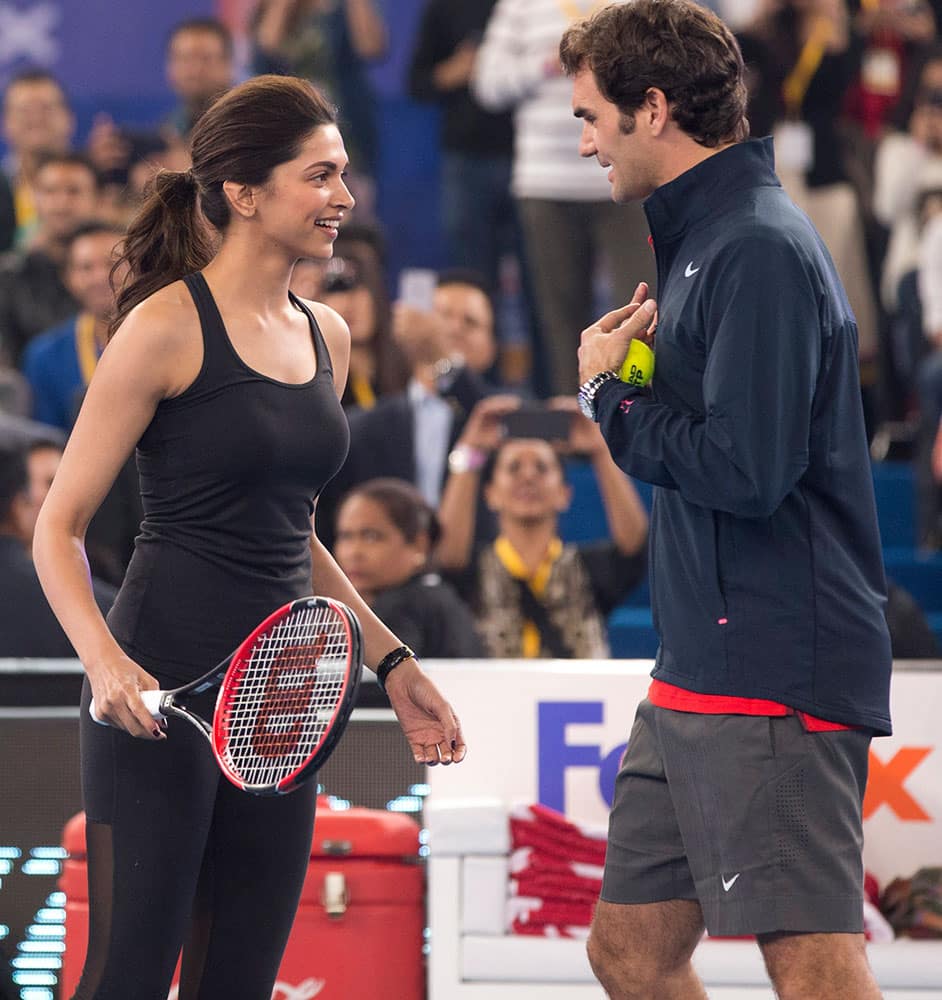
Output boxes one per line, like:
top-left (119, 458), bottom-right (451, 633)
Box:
top-left (75, 312), bottom-right (104, 386)
top-left (782, 16), bottom-right (833, 117)
top-left (556, 0), bottom-right (607, 21)
top-left (494, 535), bottom-right (563, 658)
top-left (350, 373), bottom-right (376, 409)
top-left (12, 177), bottom-right (37, 247)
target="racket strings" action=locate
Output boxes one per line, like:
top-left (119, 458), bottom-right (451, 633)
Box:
top-left (218, 605), bottom-right (351, 787)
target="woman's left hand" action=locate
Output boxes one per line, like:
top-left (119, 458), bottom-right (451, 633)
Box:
top-left (384, 659), bottom-right (467, 765)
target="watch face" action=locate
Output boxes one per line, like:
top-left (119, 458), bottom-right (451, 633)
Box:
top-left (578, 390), bottom-right (595, 420)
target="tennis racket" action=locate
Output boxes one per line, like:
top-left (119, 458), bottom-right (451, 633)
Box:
top-left (90, 596), bottom-right (363, 796)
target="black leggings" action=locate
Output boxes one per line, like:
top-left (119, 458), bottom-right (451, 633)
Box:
top-left (73, 675), bottom-right (318, 1000)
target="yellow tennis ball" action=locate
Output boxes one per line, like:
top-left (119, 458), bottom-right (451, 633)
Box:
top-left (618, 339), bottom-right (655, 386)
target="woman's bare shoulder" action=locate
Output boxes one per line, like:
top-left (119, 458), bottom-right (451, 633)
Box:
top-left (304, 299), bottom-right (350, 339)
top-left (301, 298), bottom-right (350, 394)
top-left (106, 280), bottom-right (203, 396)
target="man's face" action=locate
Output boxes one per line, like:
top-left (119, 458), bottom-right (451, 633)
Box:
top-left (484, 439), bottom-right (571, 524)
top-left (166, 28), bottom-right (233, 106)
top-left (572, 68), bottom-right (656, 203)
top-left (33, 163), bottom-right (99, 241)
top-left (65, 232), bottom-right (122, 321)
top-left (2, 79), bottom-right (74, 158)
top-left (433, 282), bottom-right (497, 374)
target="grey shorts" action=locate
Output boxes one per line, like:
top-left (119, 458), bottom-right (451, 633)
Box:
top-left (600, 699), bottom-right (871, 936)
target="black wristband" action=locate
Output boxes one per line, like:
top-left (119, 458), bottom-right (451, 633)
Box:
top-left (375, 644), bottom-right (415, 692)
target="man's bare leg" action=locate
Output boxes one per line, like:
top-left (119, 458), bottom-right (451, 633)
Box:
top-left (587, 898), bottom-right (707, 1000)
top-left (759, 931), bottom-right (882, 1000)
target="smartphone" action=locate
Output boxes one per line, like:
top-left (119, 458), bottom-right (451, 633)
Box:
top-left (397, 268), bottom-right (437, 312)
top-left (503, 405), bottom-right (572, 441)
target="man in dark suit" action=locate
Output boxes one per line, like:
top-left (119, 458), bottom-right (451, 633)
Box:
top-left (0, 443), bottom-right (113, 656)
top-left (317, 270), bottom-right (507, 548)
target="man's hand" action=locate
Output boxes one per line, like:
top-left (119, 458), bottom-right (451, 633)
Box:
top-left (456, 394), bottom-right (522, 454)
top-left (384, 659), bottom-right (467, 765)
top-left (578, 297), bottom-right (656, 386)
top-left (392, 302), bottom-right (447, 367)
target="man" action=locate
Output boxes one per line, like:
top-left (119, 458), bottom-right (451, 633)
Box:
top-left (408, 0), bottom-right (516, 298)
top-left (351, 269), bottom-right (502, 506)
top-left (562, 3), bottom-right (892, 999)
top-left (85, 19), bottom-right (233, 203)
top-left (432, 268), bottom-right (501, 381)
top-left (22, 220), bottom-right (126, 431)
top-left (472, 0), bottom-right (656, 396)
top-left (436, 394), bottom-right (648, 658)
top-left (0, 443), bottom-right (113, 657)
top-left (164, 17), bottom-right (236, 141)
top-left (317, 270), bottom-right (501, 548)
top-left (1, 70), bottom-right (75, 248)
top-left (0, 153), bottom-right (100, 364)
top-left (21, 221), bottom-right (142, 587)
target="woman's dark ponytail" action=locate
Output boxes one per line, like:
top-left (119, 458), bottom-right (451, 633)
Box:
top-left (110, 169), bottom-right (216, 336)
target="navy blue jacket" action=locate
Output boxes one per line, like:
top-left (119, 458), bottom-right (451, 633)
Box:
top-left (595, 138), bottom-right (892, 734)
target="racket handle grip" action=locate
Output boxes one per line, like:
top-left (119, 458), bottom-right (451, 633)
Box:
top-left (140, 689), bottom-right (165, 718)
top-left (89, 690), bottom-right (166, 726)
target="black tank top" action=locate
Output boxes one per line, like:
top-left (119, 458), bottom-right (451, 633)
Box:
top-left (108, 272), bottom-right (350, 679)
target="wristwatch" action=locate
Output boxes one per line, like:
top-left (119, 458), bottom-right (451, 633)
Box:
top-left (447, 443), bottom-right (487, 474)
top-left (433, 352), bottom-right (466, 392)
top-left (577, 370), bottom-right (620, 421)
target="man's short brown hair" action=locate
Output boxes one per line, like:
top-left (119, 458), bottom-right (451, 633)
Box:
top-left (560, 0), bottom-right (749, 148)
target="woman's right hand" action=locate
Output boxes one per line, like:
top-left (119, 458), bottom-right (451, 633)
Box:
top-left (87, 655), bottom-right (166, 740)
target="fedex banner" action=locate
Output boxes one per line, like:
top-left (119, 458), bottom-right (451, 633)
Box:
top-left (424, 660), bottom-right (942, 884)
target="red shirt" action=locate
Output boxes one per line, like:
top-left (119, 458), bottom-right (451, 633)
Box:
top-left (648, 680), bottom-right (855, 732)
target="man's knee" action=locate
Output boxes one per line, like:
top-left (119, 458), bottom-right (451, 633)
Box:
top-left (587, 922), bottom-right (657, 996)
top-left (759, 932), bottom-right (881, 1000)
top-left (587, 899), bottom-right (703, 991)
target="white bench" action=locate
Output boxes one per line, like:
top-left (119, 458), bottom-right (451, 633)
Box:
top-left (425, 798), bottom-right (942, 1000)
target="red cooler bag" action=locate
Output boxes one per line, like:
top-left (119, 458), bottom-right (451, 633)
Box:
top-left (281, 799), bottom-right (425, 999)
top-left (60, 801), bottom-right (424, 1000)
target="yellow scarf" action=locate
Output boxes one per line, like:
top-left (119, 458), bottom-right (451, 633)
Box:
top-left (13, 177), bottom-right (37, 248)
top-left (349, 372), bottom-right (376, 409)
top-left (75, 312), bottom-right (105, 386)
top-left (494, 534), bottom-right (563, 658)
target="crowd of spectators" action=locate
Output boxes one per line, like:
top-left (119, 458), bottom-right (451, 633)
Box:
top-left (0, 0), bottom-right (940, 664)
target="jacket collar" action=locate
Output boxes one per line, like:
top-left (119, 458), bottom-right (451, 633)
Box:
top-left (643, 137), bottom-right (780, 245)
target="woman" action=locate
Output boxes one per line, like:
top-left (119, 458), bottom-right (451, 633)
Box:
top-left (334, 477), bottom-right (485, 658)
top-left (320, 253), bottom-right (409, 409)
top-left (289, 241), bottom-right (409, 411)
top-left (32, 75), bottom-right (464, 999)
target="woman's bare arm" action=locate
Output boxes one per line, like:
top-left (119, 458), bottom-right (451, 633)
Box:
top-left (32, 286), bottom-right (201, 738)
top-left (343, 0), bottom-right (388, 61)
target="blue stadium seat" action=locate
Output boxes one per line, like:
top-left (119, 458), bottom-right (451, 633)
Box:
top-left (562, 459), bottom-right (942, 656)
